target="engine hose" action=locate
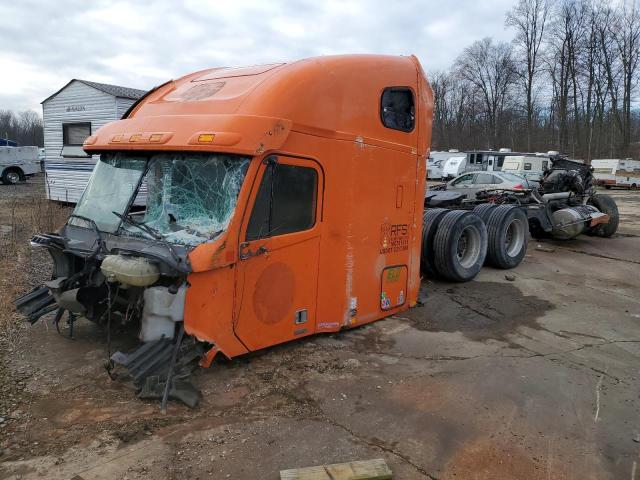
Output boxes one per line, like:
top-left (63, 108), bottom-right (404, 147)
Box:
top-left (104, 283), bottom-right (119, 380)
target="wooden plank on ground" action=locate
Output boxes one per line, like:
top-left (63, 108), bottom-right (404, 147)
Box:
top-left (280, 458), bottom-right (392, 480)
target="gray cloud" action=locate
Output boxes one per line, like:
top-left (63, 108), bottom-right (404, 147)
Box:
top-left (0, 0), bottom-right (516, 112)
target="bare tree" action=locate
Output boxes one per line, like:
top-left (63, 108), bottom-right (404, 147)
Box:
top-left (430, 70), bottom-right (475, 148)
top-left (610, 0), bottom-right (640, 151)
top-left (429, 0), bottom-right (639, 159)
top-left (455, 38), bottom-right (517, 147)
top-left (506, 0), bottom-right (551, 150)
top-left (0, 110), bottom-right (44, 147)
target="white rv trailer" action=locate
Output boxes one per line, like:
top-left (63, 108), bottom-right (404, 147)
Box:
top-left (427, 150), bottom-right (461, 179)
top-left (441, 149), bottom-right (528, 179)
top-left (441, 156), bottom-right (468, 179)
top-left (592, 159), bottom-right (640, 189)
top-left (501, 154), bottom-right (553, 181)
top-left (42, 80), bottom-right (146, 203)
top-left (464, 148), bottom-right (531, 174)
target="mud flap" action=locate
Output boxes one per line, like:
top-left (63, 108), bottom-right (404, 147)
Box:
top-left (110, 337), bottom-right (205, 408)
top-left (12, 285), bottom-right (57, 324)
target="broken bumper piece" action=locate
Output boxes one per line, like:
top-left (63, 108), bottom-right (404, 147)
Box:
top-left (110, 336), bottom-right (206, 408)
top-left (13, 285), bottom-right (57, 324)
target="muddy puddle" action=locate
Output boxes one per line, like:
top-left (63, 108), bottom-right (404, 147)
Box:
top-left (407, 280), bottom-right (554, 344)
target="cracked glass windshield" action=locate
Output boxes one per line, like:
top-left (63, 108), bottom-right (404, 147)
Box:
top-left (70, 154), bottom-right (146, 233)
top-left (70, 152), bottom-right (250, 246)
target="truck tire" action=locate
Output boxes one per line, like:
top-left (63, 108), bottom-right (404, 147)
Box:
top-left (2, 168), bottom-right (22, 185)
top-left (473, 203), bottom-right (497, 221)
top-left (433, 210), bottom-right (487, 282)
top-left (587, 194), bottom-right (619, 237)
top-left (421, 208), bottom-right (448, 276)
top-left (485, 205), bottom-right (529, 269)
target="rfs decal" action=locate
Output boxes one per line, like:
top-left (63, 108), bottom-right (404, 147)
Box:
top-left (379, 223), bottom-right (409, 254)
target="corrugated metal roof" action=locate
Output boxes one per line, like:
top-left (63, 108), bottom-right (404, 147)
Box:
top-left (41, 79), bottom-right (148, 103)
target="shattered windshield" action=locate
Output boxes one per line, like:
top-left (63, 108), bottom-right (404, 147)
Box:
top-left (69, 154), bottom-right (146, 233)
top-left (69, 152), bottom-right (250, 246)
top-left (124, 152), bottom-right (250, 246)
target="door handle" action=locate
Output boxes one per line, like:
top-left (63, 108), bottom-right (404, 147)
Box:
top-left (239, 242), bottom-right (269, 260)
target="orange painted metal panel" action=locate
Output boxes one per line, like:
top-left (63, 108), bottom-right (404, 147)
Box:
top-left (233, 156), bottom-right (323, 350)
top-left (84, 54), bottom-right (434, 359)
top-left (184, 265), bottom-right (248, 358)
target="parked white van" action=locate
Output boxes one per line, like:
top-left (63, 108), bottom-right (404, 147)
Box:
top-left (501, 154), bottom-right (552, 181)
top-left (0, 146), bottom-right (41, 185)
top-left (592, 159), bottom-right (640, 189)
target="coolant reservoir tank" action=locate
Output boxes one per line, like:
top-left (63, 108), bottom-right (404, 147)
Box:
top-left (100, 255), bottom-right (160, 287)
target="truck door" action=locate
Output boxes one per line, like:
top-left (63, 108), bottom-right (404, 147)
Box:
top-left (234, 155), bottom-right (323, 351)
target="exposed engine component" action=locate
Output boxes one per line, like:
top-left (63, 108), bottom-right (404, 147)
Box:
top-left (140, 285), bottom-right (187, 342)
top-left (455, 155), bottom-right (620, 241)
top-left (541, 157), bottom-right (595, 198)
top-left (540, 192), bottom-right (571, 203)
top-left (45, 279), bottom-right (86, 314)
top-left (12, 228), bottom-right (205, 408)
top-left (100, 254), bottom-right (160, 287)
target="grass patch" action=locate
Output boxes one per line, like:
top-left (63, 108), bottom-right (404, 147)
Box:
top-left (0, 191), bottom-right (70, 337)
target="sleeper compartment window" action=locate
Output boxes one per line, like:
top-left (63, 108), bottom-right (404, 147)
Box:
top-left (380, 87), bottom-right (415, 132)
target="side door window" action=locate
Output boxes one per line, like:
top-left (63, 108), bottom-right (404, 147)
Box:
top-left (246, 159), bottom-right (318, 241)
top-left (451, 174), bottom-right (474, 186)
top-left (475, 173), bottom-right (495, 185)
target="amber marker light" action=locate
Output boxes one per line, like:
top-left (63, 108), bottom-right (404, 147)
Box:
top-left (198, 133), bottom-right (216, 143)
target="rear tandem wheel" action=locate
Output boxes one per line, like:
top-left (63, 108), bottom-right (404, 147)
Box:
top-left (432, 210), bottom-right (488, 282)
top-left (484, 205), bottom-right (529, 269)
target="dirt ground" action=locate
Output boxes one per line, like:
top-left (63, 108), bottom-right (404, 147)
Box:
top-left (0, 176), bottom-right (639, 480)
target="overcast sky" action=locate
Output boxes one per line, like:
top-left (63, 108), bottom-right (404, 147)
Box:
top-left (0, 0), bottom-right (516, 112)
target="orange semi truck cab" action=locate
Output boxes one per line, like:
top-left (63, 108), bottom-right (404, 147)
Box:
top-left (15, 55), bottom-right (433, 405)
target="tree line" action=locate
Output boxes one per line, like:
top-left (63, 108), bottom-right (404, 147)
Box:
top-left (430, 0), bottom-right (640, 161)
top-left (0, 110), bottom-right (44, 147)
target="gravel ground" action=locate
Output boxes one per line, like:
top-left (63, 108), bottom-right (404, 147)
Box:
top-left (0, 176), bottom-right (638, 479)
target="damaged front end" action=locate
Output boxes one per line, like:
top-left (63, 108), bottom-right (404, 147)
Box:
top-left (13, 151), bottom-right (250, 408)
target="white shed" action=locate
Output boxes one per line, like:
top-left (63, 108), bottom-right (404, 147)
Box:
top-left (42, 80), bottom-right (146, 202)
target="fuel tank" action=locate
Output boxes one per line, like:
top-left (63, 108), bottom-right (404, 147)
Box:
top-left (551, 205), bottom-right (600, 240)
